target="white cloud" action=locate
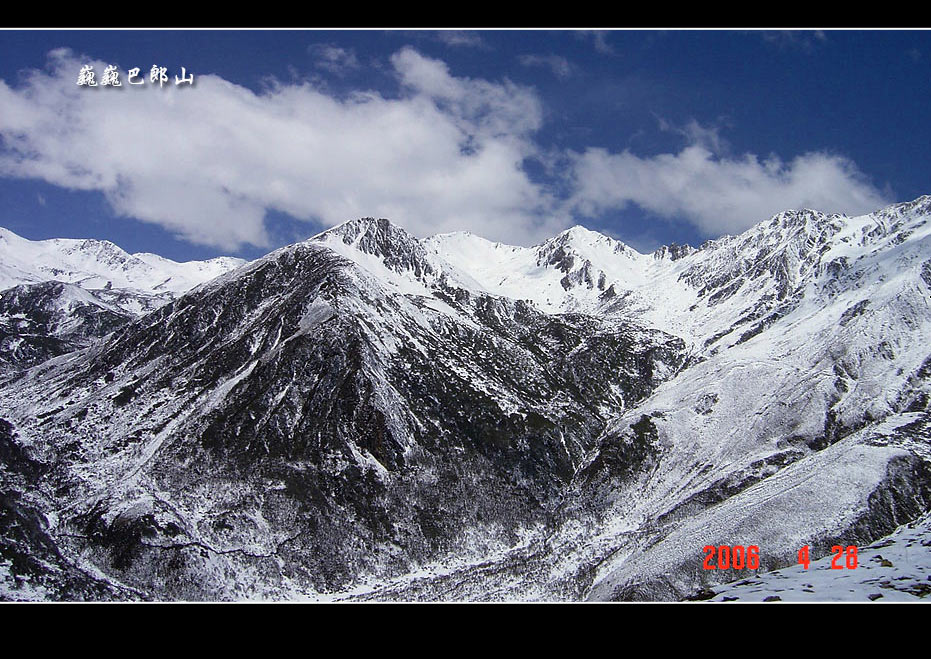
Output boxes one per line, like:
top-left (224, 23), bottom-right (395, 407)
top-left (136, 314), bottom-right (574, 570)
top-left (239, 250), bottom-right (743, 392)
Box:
top-left (760, 30), bottom-right (828, 53)
top-left (518, 54), bottom-right (572, 79)
top-left (308, 44), bottom-right (360, 74)
top-left (575, 30), bottom-right (615, 55)
top-left (657, 117), bottom-right (731, 156)
top-left (0, 48), bottom-right (894, 253)
top-left (569, 143), bottom-right (890, 236)
top-left (391, 48), bottom-right (543, 138)
top-left (432, 31), bottom-right (487, 49)
top-left (0, 47), bottom-right (563, 250)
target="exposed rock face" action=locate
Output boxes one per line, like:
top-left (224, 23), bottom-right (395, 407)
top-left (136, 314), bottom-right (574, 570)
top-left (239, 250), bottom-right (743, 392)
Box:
top-left (2, 197), bottom-right (931, 601)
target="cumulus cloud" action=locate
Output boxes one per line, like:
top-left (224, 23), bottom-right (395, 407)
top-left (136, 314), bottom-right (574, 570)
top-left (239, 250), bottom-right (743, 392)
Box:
top-left (569, 143), bottom-right (890, 236)
top-left (391, 48), bottom-right (543, 138)
top-left (0, 48), bottom-right (894, 252)
top-left (518, 54), bottom-right (572, 79)
top-left (0, 47), bottom-right (562, 250)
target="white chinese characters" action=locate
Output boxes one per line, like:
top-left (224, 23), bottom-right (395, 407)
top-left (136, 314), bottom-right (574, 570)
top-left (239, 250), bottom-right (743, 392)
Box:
top-left (77, 65), bottom-right (194, 88)
top-left (101, 65), bottom-right (121, 87)
top-left (149, 65), bottom-right (168, 87)
top-left (76, 65), bottom-right (97, 86)
top-left (174, 67), bottom-right (194, 85)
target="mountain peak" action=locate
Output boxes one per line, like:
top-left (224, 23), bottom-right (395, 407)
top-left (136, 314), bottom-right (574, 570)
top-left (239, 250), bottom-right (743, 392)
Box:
top-left (550, 224), bottom-right (622, 246)
top-left (539, 224), bottom-right (638, 264)
top-left (558, 224), bottom-right (600, 238)
top-left (310, 217), bottom-right (458, 293)
top-left (316, 217), bottom-right (411, 244)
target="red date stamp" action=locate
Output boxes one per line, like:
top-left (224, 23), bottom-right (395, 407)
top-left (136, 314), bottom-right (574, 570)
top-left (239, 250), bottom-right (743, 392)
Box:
top-left (797, 545), bottom-right (858, 569)
top-left (702, 545), bottom-right (760, 570)
top-left (703, 544), bottom-right (860, 571)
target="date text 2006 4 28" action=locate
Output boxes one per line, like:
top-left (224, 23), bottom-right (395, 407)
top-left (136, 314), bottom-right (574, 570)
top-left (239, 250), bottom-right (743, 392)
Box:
top-left (702, 545), bottom-right (859, 570)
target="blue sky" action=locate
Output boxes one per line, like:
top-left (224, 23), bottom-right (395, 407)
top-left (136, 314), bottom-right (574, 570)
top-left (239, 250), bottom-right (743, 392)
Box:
top-left (0, 29), bottom-right (928, 261)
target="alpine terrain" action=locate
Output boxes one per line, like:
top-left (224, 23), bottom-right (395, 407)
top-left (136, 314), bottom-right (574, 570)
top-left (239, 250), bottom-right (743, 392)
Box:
top-left (2, 197), bottom-right (931, 601)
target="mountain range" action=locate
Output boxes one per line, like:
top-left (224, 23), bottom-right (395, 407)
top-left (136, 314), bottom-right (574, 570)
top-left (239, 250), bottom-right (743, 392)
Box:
top-left (0, 228), bottom-right (244, 371)
top-left (2, 197), bottom-right (930, 601)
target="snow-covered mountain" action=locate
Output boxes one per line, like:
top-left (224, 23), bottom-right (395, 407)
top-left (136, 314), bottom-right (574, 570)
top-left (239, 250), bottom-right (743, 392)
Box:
top-left (0, 227), bottom-right (245, 296)
top-left (1, 197), bottom-right (930, 602)
top-left (0, 228), bottom-right (246, 371)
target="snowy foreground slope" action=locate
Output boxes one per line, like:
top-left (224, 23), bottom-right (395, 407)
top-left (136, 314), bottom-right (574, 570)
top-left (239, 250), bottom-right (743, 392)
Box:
top-left (1, 198), bottom-right (931, 601)
top-left (707, 510), bottom-right (931, 602)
